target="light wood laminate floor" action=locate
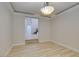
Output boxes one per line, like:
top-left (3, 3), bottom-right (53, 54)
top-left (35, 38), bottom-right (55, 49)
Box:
top-left (8, 42), bottom-right (79, 57)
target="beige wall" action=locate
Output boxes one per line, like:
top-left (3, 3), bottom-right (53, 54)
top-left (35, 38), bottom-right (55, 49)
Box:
top-left (39, 17), bottom-right (51, 42)
top-left (0, 3), bottom-right (13, 56)
top-left (51, 5), bottom-right (79, 52)
top-left (13, 13), bottom-right (25, 46)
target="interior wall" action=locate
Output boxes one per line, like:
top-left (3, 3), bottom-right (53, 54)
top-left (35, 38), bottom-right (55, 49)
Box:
top-left (0, 3), bottom-right (13, 56)
top-left (13, 12), bottom-right (51, 44)
top-left (39, 17), bottom-right (51, 42)
top-left (13, 13), bottom-right (25, 46)
top-left (51, 5), bottom-right (79, 52)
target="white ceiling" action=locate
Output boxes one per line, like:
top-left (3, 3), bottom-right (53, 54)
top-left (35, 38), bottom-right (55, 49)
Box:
top-left (11, 2), bottom-right (78, 16)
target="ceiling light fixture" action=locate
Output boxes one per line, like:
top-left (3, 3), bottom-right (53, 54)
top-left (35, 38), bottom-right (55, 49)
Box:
top-left (40, 2), bottom-right (55, 16)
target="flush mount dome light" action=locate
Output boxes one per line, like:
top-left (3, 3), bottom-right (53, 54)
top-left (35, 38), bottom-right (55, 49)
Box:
top-left (40, 2), bottom-right (55, 16)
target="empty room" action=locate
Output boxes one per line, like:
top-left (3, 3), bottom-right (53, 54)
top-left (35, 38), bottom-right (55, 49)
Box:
top-left (0, 2), bottom-right (79, 57)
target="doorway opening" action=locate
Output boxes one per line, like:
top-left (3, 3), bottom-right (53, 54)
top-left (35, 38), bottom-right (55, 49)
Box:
top-left (25, 17), bottom-right (39, 44)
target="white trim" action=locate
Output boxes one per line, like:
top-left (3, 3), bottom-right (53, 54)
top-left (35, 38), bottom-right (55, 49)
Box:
top-left (39, 40), bottom-right (51, 43)
top-left (4, 46), bottom-right (13, 56)
top-left (51, 40), bottom-right (79, 53)
top-left (12, 42), bottom-right (25, 47)
top-left (4, 42), bottom-right (25, 56)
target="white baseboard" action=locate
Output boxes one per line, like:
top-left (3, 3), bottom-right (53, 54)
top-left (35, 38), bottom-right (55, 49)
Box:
top-left (51, 40), bottom-right (79, 53)
top-left (2, 42), bottom-right (25, 56)
top-left (39, 40), bottom-right (51, 43)
top-left (12, 42), bottom-right (25, 47)
top-left (4, 46), bottom-right (13, 56)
